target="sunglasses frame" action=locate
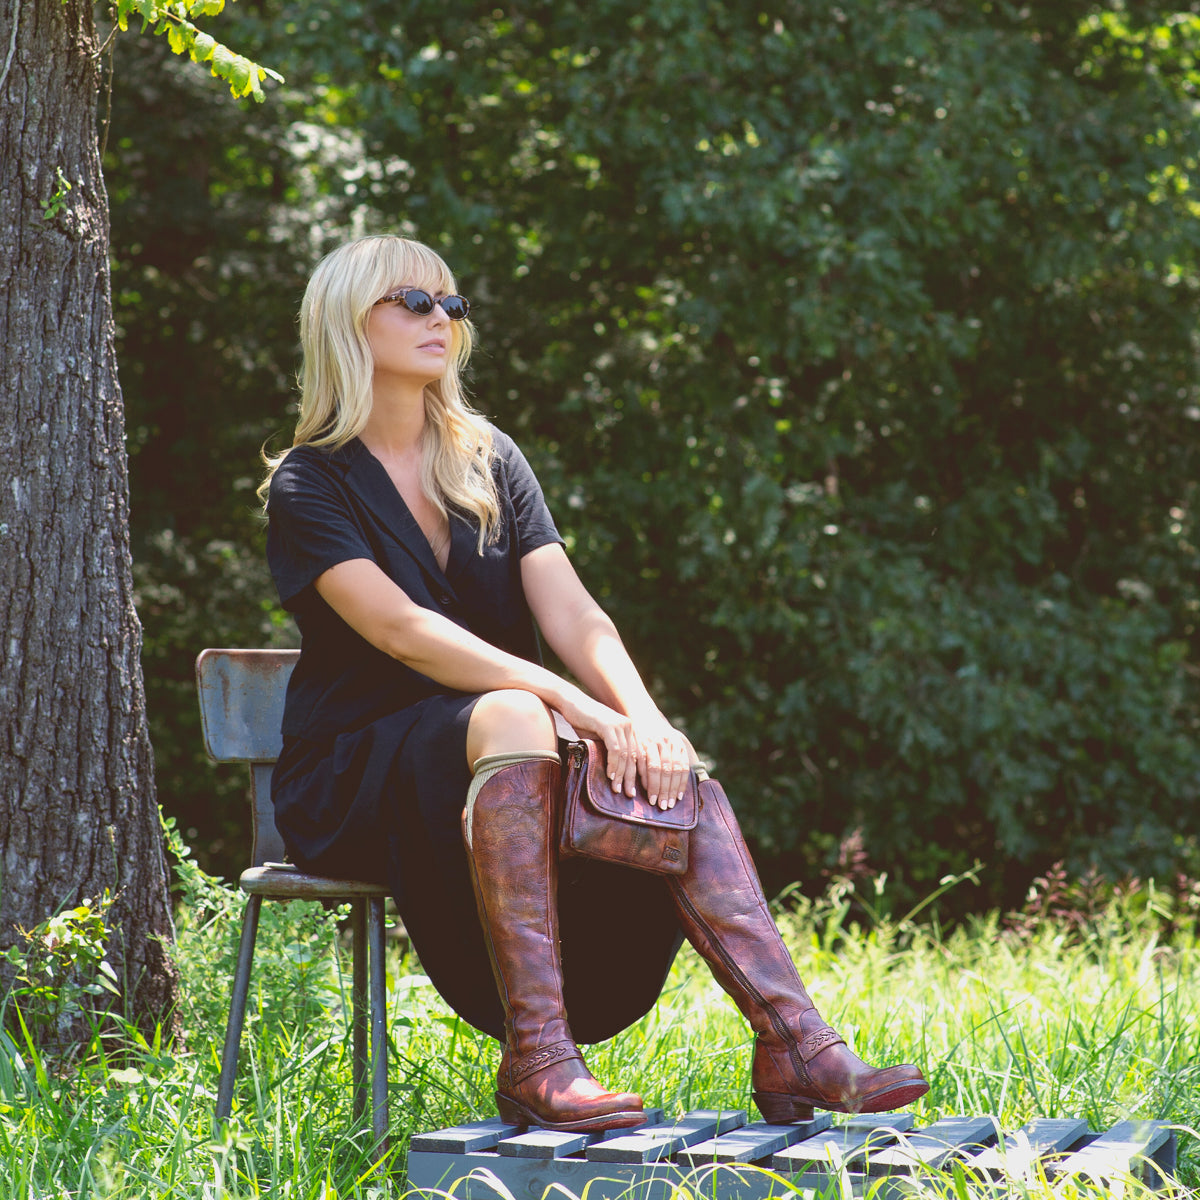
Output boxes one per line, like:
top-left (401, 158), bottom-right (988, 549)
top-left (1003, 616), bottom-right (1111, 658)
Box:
top-left (375, 286), bottom-right (471, 321)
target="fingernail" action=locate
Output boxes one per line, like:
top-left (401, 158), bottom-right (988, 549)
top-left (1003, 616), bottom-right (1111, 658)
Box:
top-left (611, 779), bottom-right (621, 792)
top-left (650, 794), bottom-right (657, 804)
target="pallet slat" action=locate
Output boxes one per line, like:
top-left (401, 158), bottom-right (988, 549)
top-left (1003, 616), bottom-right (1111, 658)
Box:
top-left (587, 1109), bottom-right (747, 1163)
top-left (770, 1112), bottom-right (915, 1178)
top-left (493, 1109), bottom-right (667, 1160)
top-left (965, 1116), bottom-right (1090, 1177)
top-left (1054, 1119), bottom-right (1176, 1184)
top-left (675, 1115), bottom-right (831, 1166)
top-left (864, 1114), bottom-right (997, 1175)
top-left (409, 1118), bottom-right (515, 1155)
top-left (496, 1130), bottom-right (595, 1159)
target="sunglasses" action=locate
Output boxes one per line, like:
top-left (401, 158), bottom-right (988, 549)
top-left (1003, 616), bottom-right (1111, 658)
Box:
top-left (375, 287), bottom-right (471, 321)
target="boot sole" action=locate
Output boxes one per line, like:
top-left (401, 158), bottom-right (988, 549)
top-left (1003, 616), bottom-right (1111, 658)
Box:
top-left (754, 1077), bottom-right (930, 1123)
top-left (496, 1092), bottom-right (647, 1133)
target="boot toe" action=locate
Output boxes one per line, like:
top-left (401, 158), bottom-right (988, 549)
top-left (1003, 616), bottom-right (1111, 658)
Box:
top-left (755, 1038), bottom-right (930, 1117)
top-left (497, 1053), bottom-right (647, 1132)
top-left (853, 1064), bottom-right (929, 1114)
top-left (819, 1061), bottom-right (929, 1114)
top-left (497, 1089), bottom-right (647, 1132)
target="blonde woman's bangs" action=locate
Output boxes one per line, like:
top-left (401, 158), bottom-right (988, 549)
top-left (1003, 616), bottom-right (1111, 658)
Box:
top-left (370, 241), bottom-right (459, 307)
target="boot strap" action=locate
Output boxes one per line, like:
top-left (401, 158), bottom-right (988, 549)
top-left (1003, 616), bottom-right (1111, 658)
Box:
top-left (798, 1026), bottom-right (846, 1063)
top-left (507, 1040), bottom-right (583, 1086)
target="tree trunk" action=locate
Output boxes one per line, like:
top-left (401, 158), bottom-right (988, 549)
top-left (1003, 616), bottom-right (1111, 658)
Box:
top-left (0, 0), bottom-right (179, 1033)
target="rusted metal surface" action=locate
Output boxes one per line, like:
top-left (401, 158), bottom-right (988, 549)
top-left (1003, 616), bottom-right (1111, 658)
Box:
top-left (195, 647), bottom-right (298, 763)
top-left (249, 762), bottom-right (286, 866)
top-left (240, 865), bottom-right (388, 899)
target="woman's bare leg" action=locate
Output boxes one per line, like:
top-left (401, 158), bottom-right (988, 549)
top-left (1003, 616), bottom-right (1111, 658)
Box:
top-left (466, 688), bottom-right (557, 765)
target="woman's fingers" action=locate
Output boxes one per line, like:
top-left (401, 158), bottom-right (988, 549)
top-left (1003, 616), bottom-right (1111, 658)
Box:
top-left (662, 753), bottom-right (687, 809)
top-left (664, 744), bottom-right (689, 809)
top-left (624, 729), bottom-right (643, 796)
top-left (600, 720), bottom-right (636, 796)
top-left (571, 700), bottom-right (692, 809)
top-left (561, 694), bottom-right (636, 792)
top-left (642, 743), bottom-right (665, 806)
top-left (638, 733), bottom-right (690, 809)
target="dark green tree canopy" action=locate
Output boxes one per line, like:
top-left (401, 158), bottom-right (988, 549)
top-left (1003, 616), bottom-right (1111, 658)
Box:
top-left (111, 0), bottom-right (1200, 911)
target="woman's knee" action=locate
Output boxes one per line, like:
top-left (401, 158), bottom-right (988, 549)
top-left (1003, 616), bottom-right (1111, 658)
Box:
top-left (466, 689), bottom-right (557, 764)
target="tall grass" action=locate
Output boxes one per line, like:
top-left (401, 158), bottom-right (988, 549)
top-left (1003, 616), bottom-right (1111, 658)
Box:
top-left (0, 849), bottom-right (1195, 1198)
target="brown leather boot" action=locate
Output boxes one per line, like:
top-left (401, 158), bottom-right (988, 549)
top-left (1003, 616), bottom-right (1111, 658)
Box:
top-left (463, 758), bottom-right (646, 1133)
top-left (669, 778), bottom-right (929, 1123)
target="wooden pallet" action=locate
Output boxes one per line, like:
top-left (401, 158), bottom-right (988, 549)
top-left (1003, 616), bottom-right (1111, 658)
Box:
top-left (406, 1108), bottom-right (1178, 1199)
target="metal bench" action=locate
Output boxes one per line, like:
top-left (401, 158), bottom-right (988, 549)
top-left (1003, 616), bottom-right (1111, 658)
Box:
top-left (195, 647), bottom-right (390, 1157)
top-left (405, 1107), bottom-right (1178, 1198)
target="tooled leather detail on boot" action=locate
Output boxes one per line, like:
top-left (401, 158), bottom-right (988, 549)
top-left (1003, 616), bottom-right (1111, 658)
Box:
top-left (507, 1041), bottom-right (582, 1086)
top-left (799, 1026), bottom-right (845, 1062)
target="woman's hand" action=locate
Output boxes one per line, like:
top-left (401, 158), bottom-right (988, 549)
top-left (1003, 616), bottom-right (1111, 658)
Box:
top-left (552, 691), bottom-right (638, 793)
top-left (630, 717), bottom-right (694, 810)
top-left (555, 691), bottom-right (693, 810)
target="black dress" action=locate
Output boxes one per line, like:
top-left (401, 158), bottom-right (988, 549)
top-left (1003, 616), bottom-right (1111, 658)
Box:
top-left (266, 429), bottom-right (682, 1042)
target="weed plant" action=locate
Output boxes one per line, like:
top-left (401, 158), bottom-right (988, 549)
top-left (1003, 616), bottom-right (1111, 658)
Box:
top-left (0, 834), bottom-right (1195, 1198)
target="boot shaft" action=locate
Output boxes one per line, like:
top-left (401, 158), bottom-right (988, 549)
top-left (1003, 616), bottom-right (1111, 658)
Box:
top-left (463, 758), bottom-right (572, 1052)
top-left (670, 778), bottom-right (817, 1030)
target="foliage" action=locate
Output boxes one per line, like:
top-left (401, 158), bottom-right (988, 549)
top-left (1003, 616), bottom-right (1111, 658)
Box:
top-left (108, 1), bottom-right (1200, 911)
top-left (0, 892), bottom-right (118, 1050)
top-left (110, 0), bottom-right (281, 100)
top-left (0, 852), bottom-right (1197, 1195)
top-left (1004, 858), bottom-right (1200, 944)
top-left (38, 166), bottom-right (73, 220)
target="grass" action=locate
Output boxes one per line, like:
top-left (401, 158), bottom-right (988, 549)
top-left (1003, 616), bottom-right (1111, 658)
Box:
top-left (0, 850), bottom-right (1196, 1199)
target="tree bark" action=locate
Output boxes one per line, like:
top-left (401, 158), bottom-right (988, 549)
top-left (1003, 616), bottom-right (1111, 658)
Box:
top-left (0, 0), bottom-right (179, 1032)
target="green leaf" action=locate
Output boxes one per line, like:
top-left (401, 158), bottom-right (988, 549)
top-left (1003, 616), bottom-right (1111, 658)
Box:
top-left (191, 31), bottom-right (216, 63)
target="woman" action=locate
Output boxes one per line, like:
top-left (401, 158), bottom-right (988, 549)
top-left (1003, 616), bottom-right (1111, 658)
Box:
top-left (262, 234), bottom-right (928, 1134)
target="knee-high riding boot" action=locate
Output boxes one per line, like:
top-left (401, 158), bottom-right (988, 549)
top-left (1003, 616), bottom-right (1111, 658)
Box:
top-left (668, 778), bottom-right (929, 1122)
top-left (463, 757), bottom-right (646, 1133)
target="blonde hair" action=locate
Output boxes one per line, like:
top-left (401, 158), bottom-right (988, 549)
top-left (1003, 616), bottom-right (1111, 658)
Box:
top-left (260, 235), bottom-right (500, 549)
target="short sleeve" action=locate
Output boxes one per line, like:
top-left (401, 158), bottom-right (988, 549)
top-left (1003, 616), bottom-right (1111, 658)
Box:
top-left (492, 429), bottom-right (565, 557)
top-left (267, 449), bottom-right (377, 607)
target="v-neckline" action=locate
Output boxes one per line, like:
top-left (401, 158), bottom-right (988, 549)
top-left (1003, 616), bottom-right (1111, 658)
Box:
top-left (356, 440), bottom-right (454, 580)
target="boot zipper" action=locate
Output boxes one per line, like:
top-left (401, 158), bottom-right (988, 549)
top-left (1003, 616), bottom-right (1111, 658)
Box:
top-left (671, 887), bottom-right (809, 1087)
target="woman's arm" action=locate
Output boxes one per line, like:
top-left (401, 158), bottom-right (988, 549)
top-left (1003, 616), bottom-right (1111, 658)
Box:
top-left (520, 543), bottom-right (693, 806)
top-left (314, 557), bottom-right (646, 773)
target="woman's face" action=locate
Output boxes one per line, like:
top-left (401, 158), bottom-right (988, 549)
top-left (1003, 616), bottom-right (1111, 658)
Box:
top-left (365, 285), bottom-right (456, 389)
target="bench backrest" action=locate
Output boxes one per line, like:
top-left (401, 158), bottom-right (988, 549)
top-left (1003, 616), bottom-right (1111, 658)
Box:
top-left (196, 648), bottom-right (299, 867)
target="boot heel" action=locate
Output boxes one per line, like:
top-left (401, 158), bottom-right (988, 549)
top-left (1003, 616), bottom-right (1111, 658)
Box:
top-left (753, 1092), bottom-right (815, 1124)
top-left (495, 1092), bottom-right (530, 1128)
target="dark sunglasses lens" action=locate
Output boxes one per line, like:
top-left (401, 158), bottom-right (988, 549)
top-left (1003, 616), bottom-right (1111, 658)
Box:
top-left (403, 289), bottom-right (435, 315)
top-left (442, 295), bottom-right (470, 321)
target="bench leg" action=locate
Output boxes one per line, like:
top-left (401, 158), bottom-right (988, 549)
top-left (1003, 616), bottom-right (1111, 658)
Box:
top-left (368, 894), bottom-right (388, 1159)
top-left (216, 892), bottom-right (262, 1123)
top-left (350, 897), bottom-right (368, 1121)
